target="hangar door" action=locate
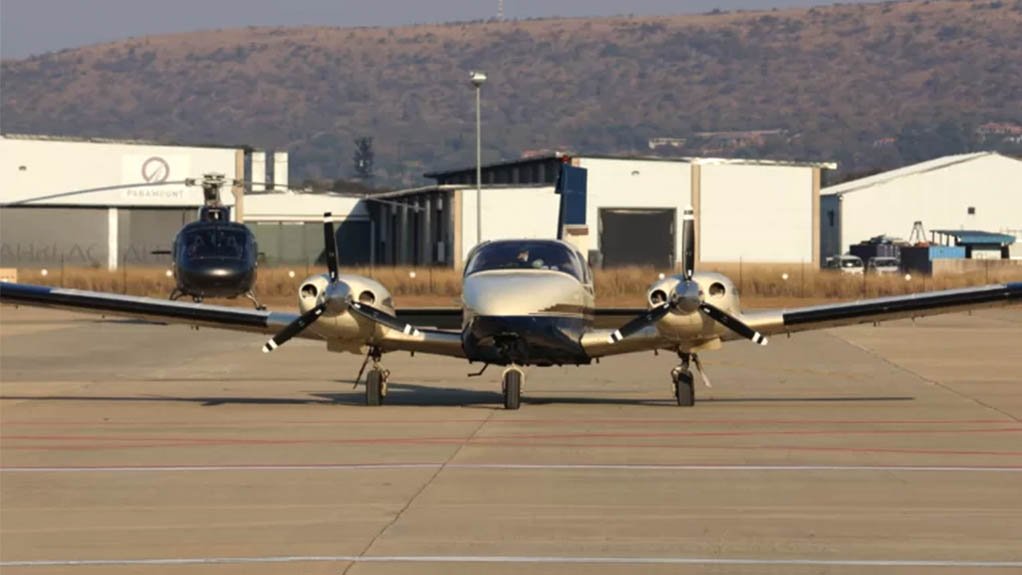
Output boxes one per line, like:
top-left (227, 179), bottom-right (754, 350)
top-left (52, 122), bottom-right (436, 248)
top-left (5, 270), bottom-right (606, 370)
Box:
top-left (599, 208), bottom-right (674, 268)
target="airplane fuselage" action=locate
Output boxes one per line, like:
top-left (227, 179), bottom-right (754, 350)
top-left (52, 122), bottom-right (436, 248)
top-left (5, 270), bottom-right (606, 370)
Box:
top-left (460, 240), bottom-right (596, 366)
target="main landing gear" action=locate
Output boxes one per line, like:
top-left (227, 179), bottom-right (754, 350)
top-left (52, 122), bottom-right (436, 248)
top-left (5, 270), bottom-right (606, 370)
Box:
top-left (501, 366), bottom-right (524, 410)
top-left (357, 347), bottom-right (389, 406)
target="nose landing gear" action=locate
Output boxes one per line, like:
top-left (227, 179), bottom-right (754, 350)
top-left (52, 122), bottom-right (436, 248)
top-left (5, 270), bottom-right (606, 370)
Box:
top-left (501, 366), bottom-right (524, 410)
top-left (671, 352), bottom-right (696, 407)
top-left (671, 352), bottom-right (713, 406)
top-left (356, 346), bottom-right (389, 406)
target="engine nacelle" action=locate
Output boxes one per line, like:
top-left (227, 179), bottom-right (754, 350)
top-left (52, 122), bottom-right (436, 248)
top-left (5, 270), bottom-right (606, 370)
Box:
top-left (296, 273), bottom-right (397, 352)
top-left (646, 272), bottom-right (743, 341)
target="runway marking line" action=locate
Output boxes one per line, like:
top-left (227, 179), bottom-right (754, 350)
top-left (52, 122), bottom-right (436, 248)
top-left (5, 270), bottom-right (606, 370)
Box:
top-left (2, 463), bottom-right (1021, 473)
top-left (2, 554), bottom-right (1020, 568)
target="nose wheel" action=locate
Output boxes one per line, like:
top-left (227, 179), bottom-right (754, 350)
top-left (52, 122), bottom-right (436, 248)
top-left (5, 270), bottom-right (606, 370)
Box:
top-left (501, 366), bottom-right (523, 410)
top-left (365, 368), bottom-right (388, 406)
top-left (671, 353), bottom-right (696, 407)
top-left (357, 347), bottom-right (388, 406)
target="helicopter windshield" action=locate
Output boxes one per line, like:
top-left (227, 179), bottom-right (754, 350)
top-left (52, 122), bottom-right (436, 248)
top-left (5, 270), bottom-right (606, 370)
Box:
top-left (181, 228), bottom-right (248, 260)
top-left (465, 241), bottom-right (583, 281)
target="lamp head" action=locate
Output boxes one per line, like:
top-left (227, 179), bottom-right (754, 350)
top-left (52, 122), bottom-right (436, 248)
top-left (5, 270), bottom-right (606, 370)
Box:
top-left (469, 71), bottom-right (487, 88)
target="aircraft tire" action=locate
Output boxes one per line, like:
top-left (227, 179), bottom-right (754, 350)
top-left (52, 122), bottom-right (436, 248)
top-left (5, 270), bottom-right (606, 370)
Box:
top-left (503, 369), bottom-right (522, 410)
top-left (674, 371), bottom-right (695, 407)
top-left (366, 369), bottom-right (384, 406)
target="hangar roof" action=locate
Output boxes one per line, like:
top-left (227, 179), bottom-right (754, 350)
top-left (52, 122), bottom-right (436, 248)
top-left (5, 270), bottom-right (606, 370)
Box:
top-left (1, 132), bottom-right (251, 151)
top-left (424, 152), bottom-right (836, 179)
top-left (822, 152), bottom-right (1017, 196)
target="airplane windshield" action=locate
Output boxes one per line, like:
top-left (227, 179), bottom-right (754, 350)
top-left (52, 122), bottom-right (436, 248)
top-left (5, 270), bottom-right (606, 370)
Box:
top-left (465, 241), bottom-right (583, 281)
top-left (181, 228), bottom-right (248, 260)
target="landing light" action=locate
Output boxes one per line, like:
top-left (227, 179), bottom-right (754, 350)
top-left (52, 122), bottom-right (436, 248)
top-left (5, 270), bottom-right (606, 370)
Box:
top-left (40, 269), bottom-right (48, 277)
top-left (288, 270), bottom-right (296, 278)
top-left (165, 270), bottom-right (173, 278)
top-left (781, 273), bottom-right (789, 281)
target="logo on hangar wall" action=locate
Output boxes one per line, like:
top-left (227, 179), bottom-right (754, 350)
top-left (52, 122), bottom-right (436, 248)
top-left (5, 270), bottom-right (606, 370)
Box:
top-left (121, 154), bottom-right (192, 202)
top-left (141, 157), bottom-right (170, 183)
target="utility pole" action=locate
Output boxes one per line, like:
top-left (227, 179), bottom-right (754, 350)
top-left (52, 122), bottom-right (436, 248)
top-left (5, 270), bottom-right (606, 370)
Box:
top-left (470, 71), bottom-right (487, 245)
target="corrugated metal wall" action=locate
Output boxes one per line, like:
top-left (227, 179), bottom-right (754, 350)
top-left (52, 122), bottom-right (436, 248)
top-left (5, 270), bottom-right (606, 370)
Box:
top-left (119, 208), bottom-right (196, 265)
top-left (0, 207), bottom-right (108, 267)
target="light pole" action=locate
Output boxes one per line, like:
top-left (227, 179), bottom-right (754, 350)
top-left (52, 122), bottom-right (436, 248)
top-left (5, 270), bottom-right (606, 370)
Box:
top-left (470, 70), bottom-right (486, 245)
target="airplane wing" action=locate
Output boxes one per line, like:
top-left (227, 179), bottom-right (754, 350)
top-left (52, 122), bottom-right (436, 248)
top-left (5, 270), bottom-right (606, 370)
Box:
top-left (1, 283), bottom-right (469, 358)
top-left (582, 282), bottom-right (1021, 357)
top-left (394, 307), bottom-right (462, 329)
top-left (742, 282), bottom-right (1022, 338)
top-left (0, 282), bottom-right (305, 338)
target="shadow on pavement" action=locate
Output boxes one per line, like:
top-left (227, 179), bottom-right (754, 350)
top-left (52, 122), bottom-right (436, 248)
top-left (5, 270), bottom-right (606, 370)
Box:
top-left (1, 379), bottom-right (914, 408)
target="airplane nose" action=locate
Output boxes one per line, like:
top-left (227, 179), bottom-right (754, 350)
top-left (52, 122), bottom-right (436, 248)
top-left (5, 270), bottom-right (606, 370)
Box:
top-left (463, 271), bottom-right (584, 317)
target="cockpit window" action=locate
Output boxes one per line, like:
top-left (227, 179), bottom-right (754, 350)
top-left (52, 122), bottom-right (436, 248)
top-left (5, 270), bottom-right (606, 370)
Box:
top-left (465, 241), bottom-right (583, 281)
top-left (181, 228), bottom-right (248, 260)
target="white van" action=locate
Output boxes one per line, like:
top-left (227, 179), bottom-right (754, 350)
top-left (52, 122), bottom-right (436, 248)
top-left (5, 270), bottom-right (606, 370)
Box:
top-left (825, 254), bottom-right (865, 275)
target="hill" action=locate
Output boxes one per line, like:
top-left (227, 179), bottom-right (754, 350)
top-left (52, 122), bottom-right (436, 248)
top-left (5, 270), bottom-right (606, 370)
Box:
top-left (3, 0), bottom-right (1022, 186)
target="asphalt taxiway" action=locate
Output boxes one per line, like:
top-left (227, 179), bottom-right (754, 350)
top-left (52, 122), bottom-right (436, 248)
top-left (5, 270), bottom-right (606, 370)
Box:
top-left (1, 305), bottom-right (1021, 574)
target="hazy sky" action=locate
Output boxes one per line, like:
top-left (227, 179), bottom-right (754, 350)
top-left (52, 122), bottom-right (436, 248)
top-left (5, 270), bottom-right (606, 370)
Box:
top-left (1, 0), bottom-right (871, 59)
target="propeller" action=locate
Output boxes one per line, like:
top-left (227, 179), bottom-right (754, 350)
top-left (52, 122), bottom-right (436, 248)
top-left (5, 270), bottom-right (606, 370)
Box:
top-left (607, 205), bottom-right (767, 346)
top-left (261, 212), bottom-right (420, 353)
top-left (608, 302), bottom-right (671, 343)
top-left (698, 301), bottom-right (767, 346)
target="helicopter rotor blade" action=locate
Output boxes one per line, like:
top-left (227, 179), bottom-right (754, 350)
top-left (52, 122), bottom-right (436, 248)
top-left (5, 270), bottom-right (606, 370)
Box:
top-left (1, 180), bottom-right (193, 207)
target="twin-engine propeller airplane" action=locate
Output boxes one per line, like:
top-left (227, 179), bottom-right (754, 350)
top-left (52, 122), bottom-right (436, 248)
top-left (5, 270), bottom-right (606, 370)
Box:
top-left (1, 208), bottom-right (1019, 409)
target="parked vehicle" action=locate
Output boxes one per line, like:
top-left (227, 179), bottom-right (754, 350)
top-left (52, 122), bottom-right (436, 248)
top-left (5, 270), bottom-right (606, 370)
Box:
top-left (867, 256), bottom-right (900, 275)
top-left (824, 254), bottom-right (865, 275)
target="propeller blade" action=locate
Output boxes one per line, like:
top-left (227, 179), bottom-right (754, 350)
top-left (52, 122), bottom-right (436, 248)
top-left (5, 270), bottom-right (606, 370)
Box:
top-left (348, 301), bottom-right (421, 336)
top-left (323, 212), bottom-right (339, 281)
top-left (607, 302), bottom-right (671, 343)
top-left (682, 205), bottom-right (695, 279)
top-left (262, 302), bottom-right (326, 352)
top-left (698, 301), bottom-right (768, 345)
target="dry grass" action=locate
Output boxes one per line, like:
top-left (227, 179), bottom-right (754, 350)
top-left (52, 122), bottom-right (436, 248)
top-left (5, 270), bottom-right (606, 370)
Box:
top-left (14, 265), bottom-right (1022, 309)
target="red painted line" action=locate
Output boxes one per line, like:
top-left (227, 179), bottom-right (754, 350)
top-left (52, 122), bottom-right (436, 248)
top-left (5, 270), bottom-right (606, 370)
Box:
top-left (459, 440), bottom-right (1022, 458)
top-left (477, 427), bottom-right (1022, 442)
top-left (0, 417), bottom-right (1013, 427)
top-left (6, 433), bottom-right (1022, 458)
top-left (6, 424), bottom-right (1013, 447)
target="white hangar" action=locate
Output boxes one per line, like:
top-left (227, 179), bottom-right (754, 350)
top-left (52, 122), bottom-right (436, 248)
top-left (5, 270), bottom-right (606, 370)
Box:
top-left (821, 152), bottom-right (1022, 258)
top-left (0, 134), bottom-right (366, 269)
top-left (372, 153), bottom-right (834, 270)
